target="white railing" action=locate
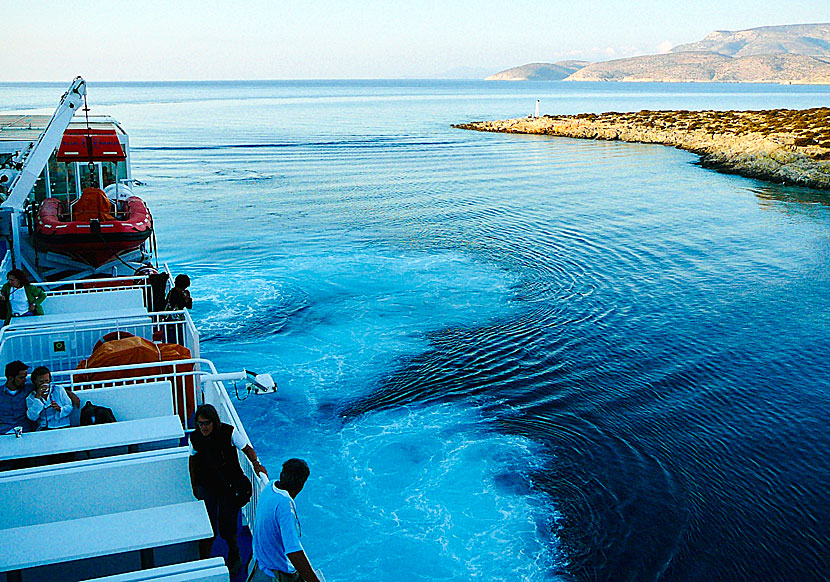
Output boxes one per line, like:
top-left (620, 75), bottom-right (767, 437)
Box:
top-left (184, 308), bottom-right (201, 360)
top-left (40, 274), bottom-right (151, 302)
top-left (0, 310), bottom-right (197, 372)
top-left (0, 266), bottom-right (262, 522)
top-left (49, 359), bottom-right (268, 525)
top-left (52, 358), bottom-right (202, 427)
top-left (0, 265), bottom-right (199, 369)
top-left (199, 366), bottom-right (269, 526)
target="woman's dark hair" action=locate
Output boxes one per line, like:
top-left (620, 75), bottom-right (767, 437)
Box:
top-left (174, 274), bottom-right (190, 289)
top-left (7, 268), bottom-right (30, 286)
top-left (280, 458), bottom-right (310, 493)
top-left (30, 366), bottom-right (51, 384)
top-left (194, 403), bottom-right (221, 428)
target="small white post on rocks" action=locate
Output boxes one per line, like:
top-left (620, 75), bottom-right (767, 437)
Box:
top-left (534, 99), bottom-right (540, 118)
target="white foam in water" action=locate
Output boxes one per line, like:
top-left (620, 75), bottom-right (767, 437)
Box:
top-left (194, 247), bottom-right (520, 400)
top-left (265, 403), bottom-right (565, 582)
top-left (198, 246), bottom-right (566, 579)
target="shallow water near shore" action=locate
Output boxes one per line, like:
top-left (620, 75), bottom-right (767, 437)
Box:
top-left (4, 80), bottom-right (830, 581)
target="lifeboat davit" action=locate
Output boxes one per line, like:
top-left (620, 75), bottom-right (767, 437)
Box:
top-left (34, 186), bottom-right (153, 267)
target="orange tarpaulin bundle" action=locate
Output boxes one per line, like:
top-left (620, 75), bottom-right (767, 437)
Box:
top-left (72, 187), bottom-right (114, 221)
top-left (76, 335), bottom-right (196, 423)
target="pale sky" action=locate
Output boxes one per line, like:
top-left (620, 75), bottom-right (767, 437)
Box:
top-left (2, 1), bottom-right (829, 81)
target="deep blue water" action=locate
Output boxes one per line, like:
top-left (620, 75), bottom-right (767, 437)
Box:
top-left (4, 80), bottom-right (830, 581)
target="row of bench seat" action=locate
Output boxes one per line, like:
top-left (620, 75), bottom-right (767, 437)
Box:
top-left (0, 449), bottom-right (216, 580)
top-left (0, 381), bottom-right (182, 462)
top-left (3, 288), bottom-right (149, 330)
top-left (0, 284), bottom-right (227, 582)
top-left (83, 558), bottom-right (229, 582)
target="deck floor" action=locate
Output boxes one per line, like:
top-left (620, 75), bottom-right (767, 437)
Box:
top-left (208, 514), bottom-right (253, 582)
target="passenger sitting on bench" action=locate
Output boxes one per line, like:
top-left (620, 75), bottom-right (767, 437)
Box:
top-left (1, 360), bottom-right (33, 434)
top-left (26, 367), bottom-right (75, 430)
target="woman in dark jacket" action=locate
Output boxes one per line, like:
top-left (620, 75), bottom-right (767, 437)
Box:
top-left (189, 404), bottom-right (267, 575)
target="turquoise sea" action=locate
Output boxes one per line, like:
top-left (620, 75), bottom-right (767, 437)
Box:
top-left (3, 80), bottom-right (829, 581)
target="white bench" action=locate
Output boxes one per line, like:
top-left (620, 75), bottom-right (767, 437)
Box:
top-left (80, 558), bottom-right (228, 582)
top-left (0, 448), bottom-right (194, 530)
top-left (5, 288), bottom-right (148, 329)
top-left (4, 309), bottom-right (150, 329)
top-left (46, 288), bottom-right (147, 315)
top-left (0, 501), bottom-right (212, 573)
top-left (0, 449), bottom-right (214, 581)
top-left (77, 381), bottom-right (175, 421)
top-left (0, 415), bottom-right (184, 462)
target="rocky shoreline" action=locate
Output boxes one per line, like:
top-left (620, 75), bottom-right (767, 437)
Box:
top-left (454, 108), bottom-right (830, 190)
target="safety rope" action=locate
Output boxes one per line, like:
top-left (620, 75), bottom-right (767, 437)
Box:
top-left (91, 226), bottom-right (143, 274)
top-left (82, 92), bottom-right (94, 172)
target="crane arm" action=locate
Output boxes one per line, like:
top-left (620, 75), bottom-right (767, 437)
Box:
top-left (1, 76), bottom-right (87, 210)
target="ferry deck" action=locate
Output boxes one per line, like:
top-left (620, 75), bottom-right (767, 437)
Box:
top-left (0, 269), bottom-right (268, 582)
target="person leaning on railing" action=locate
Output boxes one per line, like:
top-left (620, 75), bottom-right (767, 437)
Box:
top-left (189, 403), bottom-right (268, 576)
top-left (165, 274), bottom-right (192, 311)
top-left (249, 458), bottom-right (322, 582)
top-left (0, 268), bottom-right (46, 326)
top-left (164, 274), bottom-right (192, 344)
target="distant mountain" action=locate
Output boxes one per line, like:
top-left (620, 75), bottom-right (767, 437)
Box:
top-left (565, 51), bottom-right (830, 83)
top-left (436, 66), bottom-right (499, 79)
top-left (486, 61), bottom-right (590, 81)
top-left (670, 23), bottom-right (830, 57)
top-left (486, 23), bottom-right (830, 84)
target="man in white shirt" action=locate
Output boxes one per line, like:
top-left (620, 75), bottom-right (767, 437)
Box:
top-left (249, 458), bottom-right (320, 582)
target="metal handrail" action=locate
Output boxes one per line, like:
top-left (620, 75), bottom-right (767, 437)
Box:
top-left (49, 358), bottom-right (268, 524)
top-left (0, 311), bottom-right (194, 376)
top-left (38, 275), bottom-right (150, 293)
top-left (2, 309), bottom-right (185, 332)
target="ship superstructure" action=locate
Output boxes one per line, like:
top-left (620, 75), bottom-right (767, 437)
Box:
top-left (1, 78), bottom-right (154, 280)
top-left (0, 79), bottom-right (268, 582)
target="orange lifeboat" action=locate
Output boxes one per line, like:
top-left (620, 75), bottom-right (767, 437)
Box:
top-left (34, 187), bottom-right (153, 266)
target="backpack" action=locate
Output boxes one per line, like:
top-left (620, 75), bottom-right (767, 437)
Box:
top-left (80, 402), bottom-right (117, 425)
top-left (228, 471), bottom-right (253, 509)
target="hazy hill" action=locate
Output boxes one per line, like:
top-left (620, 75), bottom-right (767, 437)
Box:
top-left (670, 23), bottom-right (830, 57)
top-left (486, 23), bottom-right (830, 84)
top-left (565, 51), bottom-right (830, 83)
top-left (486, 61), bottom-right (590, 81)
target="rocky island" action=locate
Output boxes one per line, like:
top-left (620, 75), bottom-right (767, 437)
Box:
top-left (489, 24), bottom-right (830, 84)
top-left (454, 108), bottom-right (830, 189)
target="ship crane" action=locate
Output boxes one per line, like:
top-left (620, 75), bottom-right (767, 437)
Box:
top-left (0, 76), bottom-right (87, 274)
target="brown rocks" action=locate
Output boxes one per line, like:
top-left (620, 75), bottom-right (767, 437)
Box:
top-left (453, 108), bottom-right (830, 189)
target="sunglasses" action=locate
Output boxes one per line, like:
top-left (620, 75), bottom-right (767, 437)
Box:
top-left (196, 420), bottom-right (213, 427)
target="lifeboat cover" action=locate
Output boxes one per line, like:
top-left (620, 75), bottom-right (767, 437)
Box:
top-left (75, 336), bottom-right (192, 381)
top-left (75, 336), bottom-right (196, 422)
top-left (57, 129), bottom-right (126, 162)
